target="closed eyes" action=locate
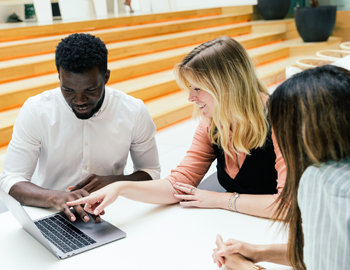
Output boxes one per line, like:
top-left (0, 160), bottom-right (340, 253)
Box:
top-left (189, 85), bottom-right (201, 91)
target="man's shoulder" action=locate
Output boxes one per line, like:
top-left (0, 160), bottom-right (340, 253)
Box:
top-left (106, 87), bottom-right (145, 110)
top-left (26, 88), bottom-right (62, 106)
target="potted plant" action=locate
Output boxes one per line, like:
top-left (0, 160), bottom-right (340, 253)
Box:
top-left (294, 0), bottom-right (337, 42)
top-left (257, 0), bottom-right (291, 20)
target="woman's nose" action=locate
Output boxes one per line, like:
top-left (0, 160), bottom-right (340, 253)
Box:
top-left (188, 89), bottom-right (198, 102)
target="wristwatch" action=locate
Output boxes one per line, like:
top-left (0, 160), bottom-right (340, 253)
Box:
top-left (252, 265), bottom-right (266, 270)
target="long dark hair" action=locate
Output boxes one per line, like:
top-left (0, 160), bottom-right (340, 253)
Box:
top-left (268, 65), bottom-right (350, 270)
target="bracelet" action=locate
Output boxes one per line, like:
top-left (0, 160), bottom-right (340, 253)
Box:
top-left (233, 192), bottom-right (240, 212)
top-left (252, 265), bottom-right (266, 270)
top-left (228, 193), bottom-right (235, 211)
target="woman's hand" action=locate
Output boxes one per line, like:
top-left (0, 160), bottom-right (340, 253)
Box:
top-left (213, 235), bottom-right (256, 270)
top-left (66, 182), bottom-right (121, 215)
top-left (217, 238), bottom-right (261, 263)
top-left (172, 182), bottom-right (222, 208)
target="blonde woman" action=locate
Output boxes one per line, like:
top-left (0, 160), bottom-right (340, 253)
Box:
top-left (68, 36), bottom-right (286, 219)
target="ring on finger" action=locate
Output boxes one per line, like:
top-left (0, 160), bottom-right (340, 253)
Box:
top-left (86, 199), bottom-right (89, 204)
top-left (190, 187), bottom-right (196, 194)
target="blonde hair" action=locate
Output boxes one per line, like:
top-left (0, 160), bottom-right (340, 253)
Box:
top-left (174, 36), bottom-right (269, 157)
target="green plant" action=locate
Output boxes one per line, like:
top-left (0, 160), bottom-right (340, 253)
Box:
top-left (310, 0), bottom-right (319, 7)
top-left (299, 0), bottom-right (319, 7)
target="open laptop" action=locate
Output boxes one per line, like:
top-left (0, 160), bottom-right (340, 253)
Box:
top-left (0, 188), bottom-right (126, 259)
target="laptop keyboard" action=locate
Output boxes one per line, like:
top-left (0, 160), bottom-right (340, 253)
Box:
top-left (35, 214), bottom-right (96, 254)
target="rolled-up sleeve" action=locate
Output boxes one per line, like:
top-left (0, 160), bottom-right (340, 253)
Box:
top-left (0, 100), bottom-right (41, 193)
top-left (130, 102), bottom-right (160, 180)
top-left (166, 119), bottom-right (216, 190)
top-left (272, 132), bottom-right (286, 201)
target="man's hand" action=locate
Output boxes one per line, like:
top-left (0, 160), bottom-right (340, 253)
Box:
top-left (52, 189), bottom-right (103, 223)
top-left (67, 182), bottom-right (121, 216)
top-left (68, 174), bottom-right (115, 193)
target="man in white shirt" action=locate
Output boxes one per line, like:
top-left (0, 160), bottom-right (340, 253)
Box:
top-left (0, 33), bottom-right (160, 223)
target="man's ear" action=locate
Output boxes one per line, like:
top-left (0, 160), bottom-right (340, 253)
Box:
top-left (104, 70), bottom-right (111, 84)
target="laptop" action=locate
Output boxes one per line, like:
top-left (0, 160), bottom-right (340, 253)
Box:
top-left (0, 188), bottom-right (126, 259)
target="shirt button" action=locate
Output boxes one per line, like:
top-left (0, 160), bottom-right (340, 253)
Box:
top-left (85, 142), bottom-right (88, 145)
top-left (83, 166), bottom-right (87, 170)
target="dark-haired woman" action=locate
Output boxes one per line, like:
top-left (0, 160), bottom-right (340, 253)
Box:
top-left (213, 65), bottom-right (350, 270)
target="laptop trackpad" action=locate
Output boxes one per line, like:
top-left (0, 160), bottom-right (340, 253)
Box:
top-left (57, 211), bottom-right (124, 243)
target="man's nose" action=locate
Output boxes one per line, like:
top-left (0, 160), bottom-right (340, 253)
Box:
top-left (73, 93), bottom-right (88, 105)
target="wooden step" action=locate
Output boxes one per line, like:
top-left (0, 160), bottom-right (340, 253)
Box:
top-left (105, 23), bottom-right (252, 61)
top-left (256, 56), bottom-right (301, 86)
top-left (0, 5), bottom-right (253, 41)
top-left (0, 42), bottom-right (291, 146)
top-left (0, 108), bottom-right (20, 147)
top-left (0, 31), bottom-right (286, 109)
top-left (146, 91), bottom-right (192, 130)
top-left (0, 36), bottom-right (342, 145)
top-left (0, 31), bottom-right (285, 108)
top-left (0, 13), bottom-right (252, 61)
top-left (0, 54), bottom-right (56, 83)
top-left (109, 70), bottom-right (177, 101)
top-left (0, 30), bottom-right (285, 83)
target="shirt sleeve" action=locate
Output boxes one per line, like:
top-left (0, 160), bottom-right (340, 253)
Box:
top-left (129, 102), bottom-right (160, 180)
top-left (0, 100), bottom-right (41, 193)
top-left (271, 131), bottom-right (287, 201)
top-left (166, 119), bottom-right (216, 192)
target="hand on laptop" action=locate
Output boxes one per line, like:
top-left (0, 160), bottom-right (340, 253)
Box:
top-left (68, 174), bottom-right (115, 194)
top-left (54, 189), bottom-right (104, 223)
top-left (67, 182), bottom-right (120, 216)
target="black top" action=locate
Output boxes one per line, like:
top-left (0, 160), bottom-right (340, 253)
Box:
top-left (213, 130), bottom-right (278, 195)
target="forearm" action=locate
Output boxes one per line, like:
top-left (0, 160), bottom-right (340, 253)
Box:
top-left (116, 179), bottom-right (180, 205)
top-left (9, 181), bottom-right (60, 208)
top-left (216, 193), bottom-right (278, 218)
top-left (111, 170), bottom-right (152, 181)
top-left (256, 244), bottom-right (289, 266)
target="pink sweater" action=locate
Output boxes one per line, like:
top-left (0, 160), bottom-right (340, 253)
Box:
top-left (166, 119), bottom-right (286, 200)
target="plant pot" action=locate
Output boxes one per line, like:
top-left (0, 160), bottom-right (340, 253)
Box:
top-left (294, 6), bottom-right (337, 42)
top-left (340, 42), bottom-right (350, 50)
top-left (296, 57), bottom-right (335, 70)
top-left (316, 49), bottom-right (350, 61)
top-left (257, 0), bottom-right (291, 20)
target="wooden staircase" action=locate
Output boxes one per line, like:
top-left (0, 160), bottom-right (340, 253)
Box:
top-left (0, 5), bottom-right (342, 171)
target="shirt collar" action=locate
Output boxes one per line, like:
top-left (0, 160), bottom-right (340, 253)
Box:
top-left (91, 86), bottom-right (110, 118)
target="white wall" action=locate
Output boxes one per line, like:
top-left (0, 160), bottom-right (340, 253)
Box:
top-left (0, 4), bottom-right (25, 23)
top-left (176, 0), bottom-right (256, 9)
top-left (131, 0), bottom-right (257, 13)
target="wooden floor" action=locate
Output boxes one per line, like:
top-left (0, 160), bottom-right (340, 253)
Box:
top-left (0, 5), bottom-right (342, 171)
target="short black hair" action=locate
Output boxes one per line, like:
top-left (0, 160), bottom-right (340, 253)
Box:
top-left (55, 33), bottom-right (108, 74)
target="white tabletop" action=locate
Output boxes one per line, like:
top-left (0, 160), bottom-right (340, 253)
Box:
top-left (0, 197), bottom-right (292, 270)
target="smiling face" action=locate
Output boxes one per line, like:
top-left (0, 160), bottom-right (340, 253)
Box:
top-left (188, 83), bottom-right (215, 118)
top-left (59, 66), bottom-right (110, 120)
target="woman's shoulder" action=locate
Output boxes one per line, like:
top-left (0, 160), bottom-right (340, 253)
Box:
top-left (198, 118), bottom-right (210, 130)
top-left (301, 157), bottom-right (350, 197)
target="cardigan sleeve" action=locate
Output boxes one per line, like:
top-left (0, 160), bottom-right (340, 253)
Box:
top-left (271, 131), bottom-right (287, 201)
top-left (166, 119), bottom-right (216, 192)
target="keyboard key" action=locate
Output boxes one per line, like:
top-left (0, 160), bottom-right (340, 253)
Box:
top-left (34, 214), bottom-right (96, 253)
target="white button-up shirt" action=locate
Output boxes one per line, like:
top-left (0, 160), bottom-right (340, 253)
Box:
top-left (0, 86), bottom-right (160, 193)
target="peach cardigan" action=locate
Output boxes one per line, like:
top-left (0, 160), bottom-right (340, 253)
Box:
top-left (166, 119), bottom-right (286, 200)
